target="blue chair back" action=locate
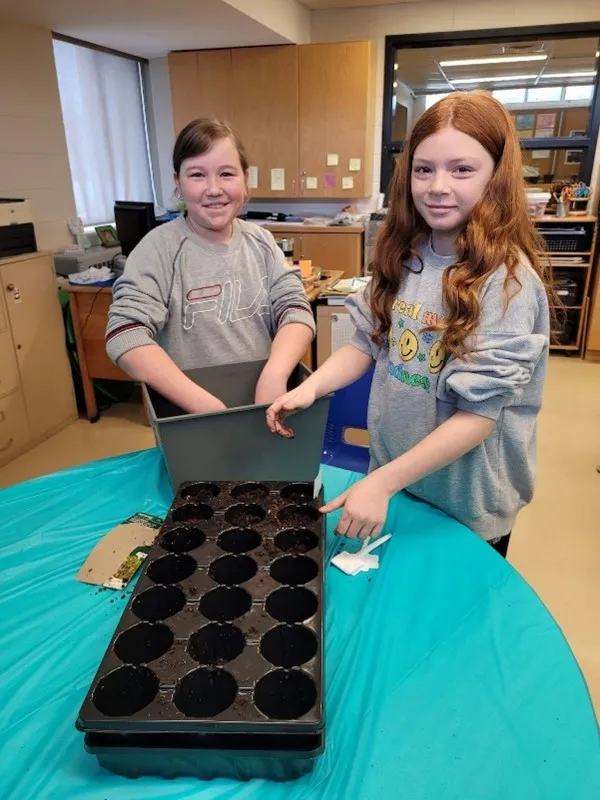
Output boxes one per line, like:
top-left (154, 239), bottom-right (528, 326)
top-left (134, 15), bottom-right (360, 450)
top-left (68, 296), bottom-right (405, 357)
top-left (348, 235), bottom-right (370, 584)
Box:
top-left (321, 366), bottom-right (374, 474)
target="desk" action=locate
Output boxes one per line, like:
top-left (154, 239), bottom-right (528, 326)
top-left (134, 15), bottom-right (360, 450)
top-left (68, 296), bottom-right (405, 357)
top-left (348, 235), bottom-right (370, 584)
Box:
top-left (67, 273), bottom-right (345, 422)
top-left (1, 451), bottom-right (598, 799)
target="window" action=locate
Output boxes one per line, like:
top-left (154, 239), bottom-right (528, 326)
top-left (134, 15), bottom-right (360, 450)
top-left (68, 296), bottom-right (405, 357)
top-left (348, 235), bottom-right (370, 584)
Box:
top-left (425, 92), bottom-right (451, 109)
top-left (492, 88), bottom-right (526, 104)
top-left (383, 27), bottom-right (600, 193)
top-left (526, 86), bottom-right (562, 103)
top-left (565, 84), bottom-right (594, 101)
top-left (53, 38), bottom-right (154, 225)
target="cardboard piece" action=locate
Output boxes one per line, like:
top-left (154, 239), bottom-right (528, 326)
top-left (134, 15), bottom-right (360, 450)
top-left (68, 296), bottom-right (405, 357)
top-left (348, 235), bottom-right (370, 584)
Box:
top-left (76, 513), bottom-right (163, 590)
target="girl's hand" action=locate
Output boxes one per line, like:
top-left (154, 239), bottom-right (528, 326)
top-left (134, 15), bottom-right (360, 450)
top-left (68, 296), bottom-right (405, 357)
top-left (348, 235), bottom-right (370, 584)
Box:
top-left (266, 383), bottom-right (317, 438)
top-left (320, 472), bottom-right (392, 540)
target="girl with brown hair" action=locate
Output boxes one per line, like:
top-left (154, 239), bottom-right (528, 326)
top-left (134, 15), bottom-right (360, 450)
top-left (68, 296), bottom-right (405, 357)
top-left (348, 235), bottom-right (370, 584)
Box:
top-left (267, 92), bottom-right (552, 556)
top-left (107, 118), bottom-right (314, 413)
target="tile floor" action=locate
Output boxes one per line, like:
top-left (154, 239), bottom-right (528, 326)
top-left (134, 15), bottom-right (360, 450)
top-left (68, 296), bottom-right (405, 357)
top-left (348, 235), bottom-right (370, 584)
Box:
top-left (1, 357), bottom-right (599, 716)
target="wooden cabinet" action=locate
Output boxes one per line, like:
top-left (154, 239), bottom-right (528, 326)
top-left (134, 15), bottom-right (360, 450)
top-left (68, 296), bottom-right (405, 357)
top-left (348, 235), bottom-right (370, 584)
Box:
top-left (168, 50), bottom-right (233, 135)
top-left (167, 42), bottom-right (374, 199)
top-left (264, 225), bottom-right (363, 277)
top-left (230, 47), bottom-right (299, 199)
top-left (0, 251), bottom-right (77, 467)
top-left (585, 248), bottom-right (600, 360)
top-left (298, 41), bottom-right (373, 199)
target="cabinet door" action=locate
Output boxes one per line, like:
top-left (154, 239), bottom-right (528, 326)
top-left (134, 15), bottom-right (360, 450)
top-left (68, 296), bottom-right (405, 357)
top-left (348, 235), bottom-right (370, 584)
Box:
top-left (230, 46), bottom-right (299, 198)
top-left (0, 390), bottom-right (30, 468)
top-left (299, 42), bottom-right (373, 199)
top-left (298, 232), bottom-right (363, 276)
top-left (0, 329), bottom-right (20, 398)
top-left (1, 254), bottom-right (76, 441)
top-left (168, 50), bottom-right (233, 136)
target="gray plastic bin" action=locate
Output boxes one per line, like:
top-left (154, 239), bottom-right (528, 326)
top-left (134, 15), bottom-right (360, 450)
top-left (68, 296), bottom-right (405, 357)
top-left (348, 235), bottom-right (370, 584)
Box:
top-left (143, 360), bottom-right (331, 491)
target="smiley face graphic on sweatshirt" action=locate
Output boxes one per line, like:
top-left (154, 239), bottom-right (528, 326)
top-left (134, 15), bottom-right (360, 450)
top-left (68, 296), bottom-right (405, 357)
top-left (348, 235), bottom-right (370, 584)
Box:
top-left (429, 340), bottom-right (447, 374)
top-left (399, 329), bottom-right (419, 362)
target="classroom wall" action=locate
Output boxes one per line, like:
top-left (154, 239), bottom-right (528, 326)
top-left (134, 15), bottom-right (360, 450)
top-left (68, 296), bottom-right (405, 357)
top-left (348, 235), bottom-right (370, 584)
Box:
top-left (0, 15), bottom-right (76, 250)
top-left (311, 0), bottom-right (600, 204)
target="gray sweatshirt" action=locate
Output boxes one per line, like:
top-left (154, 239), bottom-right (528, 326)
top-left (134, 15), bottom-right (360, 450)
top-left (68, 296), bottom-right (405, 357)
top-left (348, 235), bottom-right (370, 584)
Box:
top-left (106, 216), bottom-right (315, 369)
top-left (346, 240), bottom-right (550, 540)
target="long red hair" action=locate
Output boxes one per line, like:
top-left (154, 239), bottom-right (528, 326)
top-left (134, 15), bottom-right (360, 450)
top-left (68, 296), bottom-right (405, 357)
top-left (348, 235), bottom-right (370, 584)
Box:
top-left (370, 91), bottom-right (554, 357)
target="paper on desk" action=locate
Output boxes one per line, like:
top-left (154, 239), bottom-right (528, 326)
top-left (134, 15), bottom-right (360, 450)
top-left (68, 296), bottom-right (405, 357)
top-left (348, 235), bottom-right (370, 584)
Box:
top-left (328, 277), bottom-right (370, 294)
top-left (76, 512), bottom-right (163, 590)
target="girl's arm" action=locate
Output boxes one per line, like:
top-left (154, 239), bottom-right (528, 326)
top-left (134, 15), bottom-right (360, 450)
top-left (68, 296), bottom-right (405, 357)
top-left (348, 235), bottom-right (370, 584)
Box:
top-left (255, 323), bottom-right (313, 404)
top-left (120, 344), bottom-right (226, 414)
top-left (266, 344), bottom-right (373, 437)
top-left (323, 410), bottom-right (494, 539)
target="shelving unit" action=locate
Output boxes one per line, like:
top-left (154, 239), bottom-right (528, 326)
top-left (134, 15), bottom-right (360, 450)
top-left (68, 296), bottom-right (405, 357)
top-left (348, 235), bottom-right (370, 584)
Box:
top-left (534, 215), bottom-right (597, 354)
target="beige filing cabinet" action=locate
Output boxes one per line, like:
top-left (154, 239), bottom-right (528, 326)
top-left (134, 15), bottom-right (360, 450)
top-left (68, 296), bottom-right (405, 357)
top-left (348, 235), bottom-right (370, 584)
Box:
top-left (0, 251), bottom-right (77, 468)
top-left (265, 225), bottom-right (363, 277)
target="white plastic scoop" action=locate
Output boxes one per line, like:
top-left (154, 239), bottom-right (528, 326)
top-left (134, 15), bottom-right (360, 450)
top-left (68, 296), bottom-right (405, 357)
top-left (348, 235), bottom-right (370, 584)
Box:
top-left (331, 533), bottom-right (392, 576)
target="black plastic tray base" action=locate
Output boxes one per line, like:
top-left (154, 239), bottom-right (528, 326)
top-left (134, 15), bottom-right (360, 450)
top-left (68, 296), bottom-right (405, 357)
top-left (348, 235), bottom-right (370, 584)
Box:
top-left (85, 731), bottom-right (324, 782)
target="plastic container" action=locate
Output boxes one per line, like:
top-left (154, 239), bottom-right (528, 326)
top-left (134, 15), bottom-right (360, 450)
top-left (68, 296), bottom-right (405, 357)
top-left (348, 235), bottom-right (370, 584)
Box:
top-left (77, 479), bottom-right (325, 739)
top-left (84, 731), bottom-right (324, 781)
top-left (143, 360), bottom-right (331, 489)
top-left (525, 191), bottom-right (551, 218)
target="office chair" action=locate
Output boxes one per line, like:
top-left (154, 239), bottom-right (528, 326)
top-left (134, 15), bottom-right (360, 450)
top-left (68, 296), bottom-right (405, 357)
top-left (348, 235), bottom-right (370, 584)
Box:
top-left (321, 366), bottom-right (374, 474)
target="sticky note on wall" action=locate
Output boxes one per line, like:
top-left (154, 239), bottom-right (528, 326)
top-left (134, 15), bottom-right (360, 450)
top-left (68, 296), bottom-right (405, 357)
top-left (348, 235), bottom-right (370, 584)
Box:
top-left (248, 166), bottom-right (258, 189)
top-left (270, 168), bottom-right (285, 191)
top-left (324, 174), bottom-right (336, 189)
top-left (349, 158), bottom-right (361, 172)
top-left (306, 177), bottom-right (318, 190)
top-left (342, 176), bottom-right (354, 190)
top-left (327, 153), bottom-right (339, 166)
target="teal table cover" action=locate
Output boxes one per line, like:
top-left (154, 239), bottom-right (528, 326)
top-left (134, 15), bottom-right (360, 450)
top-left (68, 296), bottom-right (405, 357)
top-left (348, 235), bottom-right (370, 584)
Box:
top-left (1, 448), bottom-right (598, 799)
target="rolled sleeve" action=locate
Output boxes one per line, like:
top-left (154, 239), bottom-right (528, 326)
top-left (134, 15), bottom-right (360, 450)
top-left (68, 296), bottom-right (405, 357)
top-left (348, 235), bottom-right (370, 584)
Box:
top-left (438, 332), bottom-right (548, 420)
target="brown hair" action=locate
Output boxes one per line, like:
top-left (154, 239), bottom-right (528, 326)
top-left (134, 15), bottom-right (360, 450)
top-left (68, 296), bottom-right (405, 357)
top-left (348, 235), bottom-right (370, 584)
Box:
top-left (370, 91), bottom-right (557, 357)
top-left (172, 118), bottom-right (250, 175)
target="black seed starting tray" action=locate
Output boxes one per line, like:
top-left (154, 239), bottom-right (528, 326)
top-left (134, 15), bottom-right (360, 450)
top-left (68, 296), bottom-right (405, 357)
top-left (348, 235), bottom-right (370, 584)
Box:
top-left (77, 481), bottom-right (324, 738)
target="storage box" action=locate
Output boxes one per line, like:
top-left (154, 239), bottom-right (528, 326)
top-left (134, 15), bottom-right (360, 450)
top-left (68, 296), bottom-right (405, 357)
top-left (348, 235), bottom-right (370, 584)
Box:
top-left (144, 360), bottom-right (331, 490)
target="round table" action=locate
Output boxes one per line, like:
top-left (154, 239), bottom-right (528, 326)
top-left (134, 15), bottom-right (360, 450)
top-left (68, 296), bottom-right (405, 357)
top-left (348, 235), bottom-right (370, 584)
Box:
top-left (1, 448), bottom-right (598, 799)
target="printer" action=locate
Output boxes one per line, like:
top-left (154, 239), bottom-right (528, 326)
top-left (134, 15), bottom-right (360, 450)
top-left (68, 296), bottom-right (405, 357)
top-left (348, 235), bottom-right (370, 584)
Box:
top-left (0, 198), bottom-right (37, 258)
